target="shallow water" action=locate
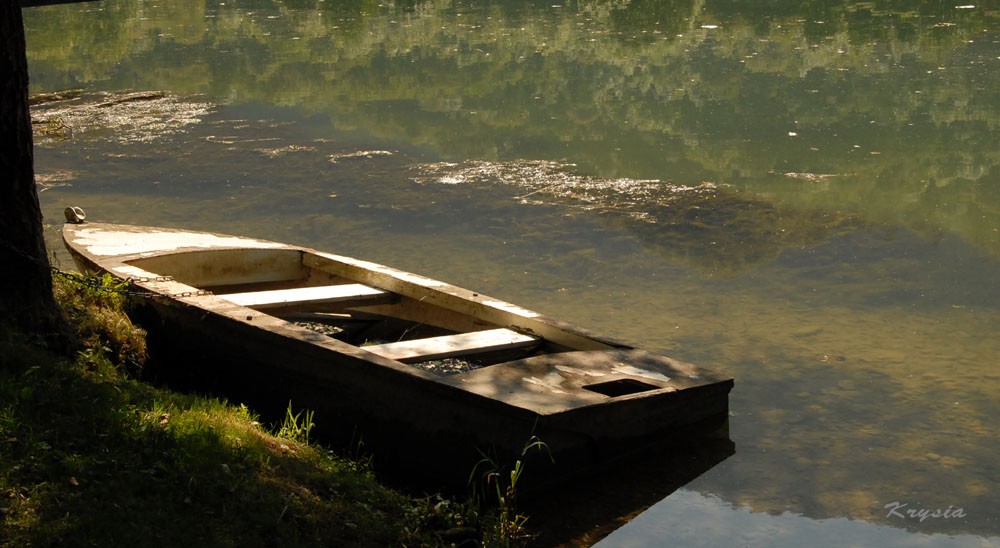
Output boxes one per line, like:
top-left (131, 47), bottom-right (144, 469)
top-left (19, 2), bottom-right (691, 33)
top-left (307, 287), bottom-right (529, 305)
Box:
top-left (25, 0), bottom-right (1000, 545)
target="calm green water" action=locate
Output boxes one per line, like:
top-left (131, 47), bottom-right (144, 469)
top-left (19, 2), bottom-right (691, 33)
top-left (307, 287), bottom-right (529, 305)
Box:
top-left (25, 0), bottom-right (1000, 545)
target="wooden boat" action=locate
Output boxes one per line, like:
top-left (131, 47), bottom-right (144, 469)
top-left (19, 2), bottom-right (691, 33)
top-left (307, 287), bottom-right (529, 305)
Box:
top-left (63, 221), bottom-right (732, 474)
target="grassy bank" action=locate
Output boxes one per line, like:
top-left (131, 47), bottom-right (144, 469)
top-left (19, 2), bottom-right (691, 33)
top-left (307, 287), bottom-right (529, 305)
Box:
top-left (0, 275), bottom-right (526, 547)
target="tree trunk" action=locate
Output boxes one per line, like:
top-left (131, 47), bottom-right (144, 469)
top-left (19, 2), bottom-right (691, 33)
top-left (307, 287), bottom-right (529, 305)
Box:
top-left (0, 2), bottom-right (63, 339)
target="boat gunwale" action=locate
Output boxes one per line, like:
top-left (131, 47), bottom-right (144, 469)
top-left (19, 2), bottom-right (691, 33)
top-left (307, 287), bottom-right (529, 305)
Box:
top-left (64, 222), bottom-right (628, 348)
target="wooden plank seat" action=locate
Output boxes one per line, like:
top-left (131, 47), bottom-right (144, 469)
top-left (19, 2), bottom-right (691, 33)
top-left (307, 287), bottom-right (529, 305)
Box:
top-left (364, 328), bottom-right (538, 363)
top-left (219, 283), bottom-right (394, 311)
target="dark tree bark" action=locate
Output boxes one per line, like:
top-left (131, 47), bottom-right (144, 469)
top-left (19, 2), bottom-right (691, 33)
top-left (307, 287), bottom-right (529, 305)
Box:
top-left (1, 2), bottom-right (63, 338)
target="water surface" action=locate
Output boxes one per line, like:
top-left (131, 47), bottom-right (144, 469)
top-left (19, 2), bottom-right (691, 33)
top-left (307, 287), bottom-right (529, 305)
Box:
top-left (25, 0), bottom-right (1000, 545)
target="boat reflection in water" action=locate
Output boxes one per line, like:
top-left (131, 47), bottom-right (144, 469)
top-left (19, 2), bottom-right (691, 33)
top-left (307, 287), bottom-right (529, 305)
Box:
top-left (524, 425), bottom-right (734, 547)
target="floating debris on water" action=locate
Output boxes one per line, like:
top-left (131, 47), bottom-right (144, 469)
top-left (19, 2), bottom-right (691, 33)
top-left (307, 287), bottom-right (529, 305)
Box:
top-left (34, 170), bottom-right (76, 192)
top-left (412, 159), bottom-right (723, 220)
top-left (778, 171), bottom-right (851, 182)
top-left (255, 144), bottom-right (318, 158)
top-left (328, 150), bottom-right (394, 163)
top-left (30, 90), bottom-right (213, 144)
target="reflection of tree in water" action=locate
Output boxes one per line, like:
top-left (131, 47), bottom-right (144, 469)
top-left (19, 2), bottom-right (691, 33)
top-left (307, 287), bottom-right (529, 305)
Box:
top-left (24, 0), bottom-right (998, 255)
top-left (413, 160), bottom-right (860, 274)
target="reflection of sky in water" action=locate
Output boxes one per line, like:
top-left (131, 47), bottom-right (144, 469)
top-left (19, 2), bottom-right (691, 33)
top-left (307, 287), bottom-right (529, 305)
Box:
top-left (597, 490), bottom-right (998, 548)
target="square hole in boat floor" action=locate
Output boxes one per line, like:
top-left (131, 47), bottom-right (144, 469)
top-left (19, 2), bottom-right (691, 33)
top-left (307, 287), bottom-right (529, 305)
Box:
top-left (583, 378), bottom-right (661, 397)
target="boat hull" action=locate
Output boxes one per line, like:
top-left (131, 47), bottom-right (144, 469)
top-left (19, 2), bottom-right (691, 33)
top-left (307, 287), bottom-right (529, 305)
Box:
top-left (63, 222), bottom-right (734, 480)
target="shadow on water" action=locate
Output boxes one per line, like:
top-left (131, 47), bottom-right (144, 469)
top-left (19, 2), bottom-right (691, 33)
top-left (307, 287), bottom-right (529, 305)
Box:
top-left (521, 431), bottom-right (735, 547)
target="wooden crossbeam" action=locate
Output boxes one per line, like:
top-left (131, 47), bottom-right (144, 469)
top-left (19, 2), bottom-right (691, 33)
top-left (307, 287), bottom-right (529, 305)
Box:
top-left (220, 283), bottom-right (392, 311)
top-left (364, 328), bottom-right (538, 362)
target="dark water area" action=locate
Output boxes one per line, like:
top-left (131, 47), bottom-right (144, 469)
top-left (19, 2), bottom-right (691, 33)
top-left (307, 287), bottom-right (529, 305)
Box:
top-left (25, 0), bottom-right (1000, 545)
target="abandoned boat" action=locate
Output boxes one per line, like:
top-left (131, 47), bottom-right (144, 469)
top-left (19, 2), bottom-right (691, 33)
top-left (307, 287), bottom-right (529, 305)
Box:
top-left (63, 221), bottom-right (733, 471)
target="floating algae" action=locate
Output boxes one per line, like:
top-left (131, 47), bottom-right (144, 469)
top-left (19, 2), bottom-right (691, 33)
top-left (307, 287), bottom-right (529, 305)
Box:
top-left (30, 90), bottom-right (213, 144)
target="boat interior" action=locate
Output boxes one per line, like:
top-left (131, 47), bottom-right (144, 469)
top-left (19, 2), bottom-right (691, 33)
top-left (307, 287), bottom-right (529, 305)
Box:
top-left (124, 247), bottom-right (593, 375)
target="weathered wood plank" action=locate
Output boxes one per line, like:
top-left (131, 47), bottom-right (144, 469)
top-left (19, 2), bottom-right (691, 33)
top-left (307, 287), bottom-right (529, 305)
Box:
top-left (129, 248), bottom-right (307, 288)
top-left (364, 328), bottom-right (538, 362)
top-left (220, 283), bottom-right (392, 310)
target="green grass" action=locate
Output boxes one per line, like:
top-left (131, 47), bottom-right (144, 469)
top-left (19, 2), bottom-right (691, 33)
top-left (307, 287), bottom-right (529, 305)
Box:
top-left (470, 437), bottom-right (551, 548)
top-left (0, 276), bottom-right (490, 547)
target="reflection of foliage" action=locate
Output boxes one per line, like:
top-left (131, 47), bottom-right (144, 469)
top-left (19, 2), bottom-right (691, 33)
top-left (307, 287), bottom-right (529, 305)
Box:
top-left (24, 1), bottom-right (999, 168)
top-left (23, 0), bottom-right (1000, 256)
top-left (602, 0), bottom-right (698, 40)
